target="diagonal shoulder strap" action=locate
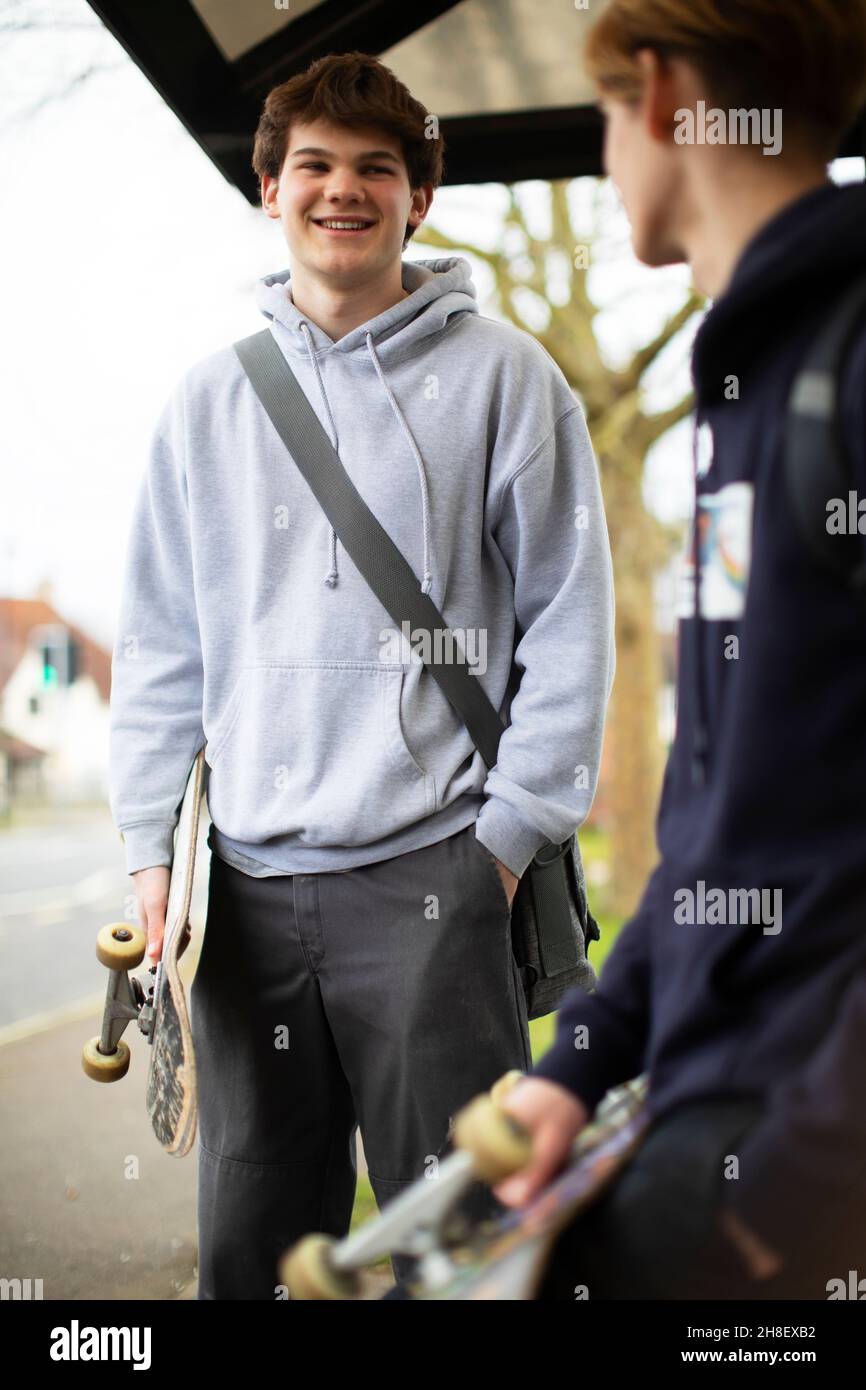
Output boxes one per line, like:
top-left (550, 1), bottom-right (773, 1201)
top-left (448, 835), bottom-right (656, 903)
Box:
top-left (234, 326), bottom-right (591, 987)
top-left (785, 270), bottom-right (866, 596)
top-left (234, 328), bottom-right (506, 769)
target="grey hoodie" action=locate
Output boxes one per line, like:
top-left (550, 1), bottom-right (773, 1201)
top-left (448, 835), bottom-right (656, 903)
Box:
top-left (109, 256), bottom-right (615, 879)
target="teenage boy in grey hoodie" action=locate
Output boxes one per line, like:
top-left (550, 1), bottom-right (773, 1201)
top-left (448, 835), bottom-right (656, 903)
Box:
top-left (108, 51), bottom-right (614, 1299)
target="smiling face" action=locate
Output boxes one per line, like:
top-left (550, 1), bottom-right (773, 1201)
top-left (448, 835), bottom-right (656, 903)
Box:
top-left (261, 116), bottom-right (432, 288)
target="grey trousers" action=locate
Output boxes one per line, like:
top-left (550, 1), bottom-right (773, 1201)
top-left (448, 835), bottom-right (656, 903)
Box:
top-left (190, 820), bottom-right (532, 1299)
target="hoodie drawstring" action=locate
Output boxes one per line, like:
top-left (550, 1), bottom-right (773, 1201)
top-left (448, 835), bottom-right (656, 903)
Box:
top-left (298, 321), bottom-right (435, 597)
top-left (364, 331), bottom-right (434, 596)
top-left (299, 322), bottom-right (341, 587)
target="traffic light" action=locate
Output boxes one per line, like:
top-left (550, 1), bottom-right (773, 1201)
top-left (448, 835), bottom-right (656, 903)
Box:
top-left (34, 630), bottom-right (78, 688)
top-left (40, 645), bottom-right (59, 687)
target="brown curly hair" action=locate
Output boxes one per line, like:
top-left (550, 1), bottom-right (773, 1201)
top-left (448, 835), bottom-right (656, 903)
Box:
top-left (251, 51), bottom-right (445, 249)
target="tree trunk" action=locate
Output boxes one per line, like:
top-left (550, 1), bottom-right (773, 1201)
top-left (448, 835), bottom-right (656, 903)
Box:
top-left (601, 461), bottom-right (665, 919)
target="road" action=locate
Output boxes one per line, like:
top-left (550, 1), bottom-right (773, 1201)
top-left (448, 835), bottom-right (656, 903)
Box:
top-left (0, 805), bottom-right (209, 1036)
top-left (0, 805), bottom-right (390, 1300)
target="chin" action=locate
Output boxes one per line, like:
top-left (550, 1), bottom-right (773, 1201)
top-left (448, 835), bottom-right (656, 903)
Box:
top-left (307, 243), bottom-right (368, 271)
top-left (633, 226), bottom-right (684, 270)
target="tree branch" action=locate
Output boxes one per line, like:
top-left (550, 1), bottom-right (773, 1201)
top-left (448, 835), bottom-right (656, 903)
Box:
top-left (618, 291), bottom-right (704, 391)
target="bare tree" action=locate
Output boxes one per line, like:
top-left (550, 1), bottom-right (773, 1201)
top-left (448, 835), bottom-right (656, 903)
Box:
top-left (415, 181), bottom-right (704, 916)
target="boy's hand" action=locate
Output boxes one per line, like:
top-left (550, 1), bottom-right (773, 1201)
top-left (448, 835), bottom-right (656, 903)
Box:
top-left (490, 1077), bottom-right (591, 1207)
top-left (492, 856), bottom-right (520, 908)
top-left (132, 866), bottom-right (170, 964)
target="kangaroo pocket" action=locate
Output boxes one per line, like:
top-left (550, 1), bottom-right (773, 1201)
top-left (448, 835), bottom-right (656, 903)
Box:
top-left (205, 659), bottom-right (436, 847)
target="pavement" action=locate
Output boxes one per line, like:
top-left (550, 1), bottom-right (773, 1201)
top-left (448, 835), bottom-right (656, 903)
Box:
top-left (0, 998), bottom-right (394, 1301)
top-left (0, 868), bottom-right (394, 1302)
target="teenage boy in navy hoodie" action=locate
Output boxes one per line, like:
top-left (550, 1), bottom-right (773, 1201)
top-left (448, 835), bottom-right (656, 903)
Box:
top-left (487, 0), bottom-right (866, 1301)
top-left (108, 53), bottom-right (614, 1296)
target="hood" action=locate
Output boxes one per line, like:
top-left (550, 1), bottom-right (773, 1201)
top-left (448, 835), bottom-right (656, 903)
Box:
top-left (693, 180), bottom-right (866, 409)
top-left (253, 256), bottom-right (479, 593)
top-left (255, 254), bottom-right (478, 362)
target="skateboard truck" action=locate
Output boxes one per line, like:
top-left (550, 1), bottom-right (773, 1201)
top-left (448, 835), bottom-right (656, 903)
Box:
top-left (81, 912), bottom-right (197, 1083)
top-left (83, 749), bottom-right (209, 1156)
top-left (81, 922), bottom-right (153, 1081)
top-left (280, 1070), bottom-right (532, 1299)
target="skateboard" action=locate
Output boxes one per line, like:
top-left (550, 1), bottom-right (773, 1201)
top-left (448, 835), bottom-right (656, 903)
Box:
top-left (281, 1070), bottom-right (650, 1299)
top-left (82, 747), bottom-right (210, 1155)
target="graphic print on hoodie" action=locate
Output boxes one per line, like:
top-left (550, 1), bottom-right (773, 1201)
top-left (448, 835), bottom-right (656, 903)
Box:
top-left (109, 257), bottom-right (615, 879)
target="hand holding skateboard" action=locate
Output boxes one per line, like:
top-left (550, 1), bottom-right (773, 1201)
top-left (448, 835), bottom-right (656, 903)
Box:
top-left (490, 1076), bottom-right (591, 1208)
top-left (132, 865), bottom-right (193, 966)
top-left (81, 748), bottom-right (210, 1155)
top-left (280, 1069), bottom-right (649, 1299)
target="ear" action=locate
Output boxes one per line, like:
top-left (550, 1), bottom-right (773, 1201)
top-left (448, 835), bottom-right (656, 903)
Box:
top-left (261, 173), bottom-right (280, 219)
top-left (408, 181), bottom-right (434, 228)
top-left (634, 48), bottom-right (683, 144)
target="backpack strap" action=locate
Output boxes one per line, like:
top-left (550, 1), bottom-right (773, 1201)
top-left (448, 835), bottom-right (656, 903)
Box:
top-left (784, 271), bottom-right (866, 596)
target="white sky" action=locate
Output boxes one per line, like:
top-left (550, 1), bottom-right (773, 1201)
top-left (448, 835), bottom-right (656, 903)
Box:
top-left (1, 0), bottom-right (863, 650)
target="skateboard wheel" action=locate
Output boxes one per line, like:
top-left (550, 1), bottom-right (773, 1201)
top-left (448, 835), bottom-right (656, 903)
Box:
top-left (452, 1093), bottom-right (533, 1184)
top-left (279, 1235), bottom-right (361, 1301)
top-left (82, 1036), bottom-right (131, 1082)
top-left (489, 1070), bottom-right (526, 1106)
top-left (96, 922), bottom-right (147, 971)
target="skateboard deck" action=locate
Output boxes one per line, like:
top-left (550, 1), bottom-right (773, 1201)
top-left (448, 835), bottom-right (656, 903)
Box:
top-left (83, 747), bottom-right (209, 1156)
top-left (145, 748), bottom-right (210, 1154)
top-left (415, 1077), bottom-right (649, 1299)
top-left (280, 1071), bottom-right (649, 1300)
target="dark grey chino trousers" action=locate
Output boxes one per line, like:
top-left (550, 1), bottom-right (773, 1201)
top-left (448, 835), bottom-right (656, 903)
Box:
top-left (190, 820), bottom-right (532, 1299)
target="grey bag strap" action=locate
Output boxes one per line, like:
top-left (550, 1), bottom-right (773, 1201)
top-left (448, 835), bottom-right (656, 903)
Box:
top-left (234, 328), bottom-right (508, 769)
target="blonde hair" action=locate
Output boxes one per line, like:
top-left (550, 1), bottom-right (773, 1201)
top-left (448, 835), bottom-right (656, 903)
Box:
top-left (584, 0), bottom-right (866, 159)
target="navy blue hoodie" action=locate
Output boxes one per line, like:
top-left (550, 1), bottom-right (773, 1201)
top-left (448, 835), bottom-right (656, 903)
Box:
top-left (533, 179), bottom-right (866, 1264)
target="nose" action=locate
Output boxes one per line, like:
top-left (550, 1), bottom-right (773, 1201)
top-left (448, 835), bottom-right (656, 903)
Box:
top-left (323, 168), bottom-right (365, 203)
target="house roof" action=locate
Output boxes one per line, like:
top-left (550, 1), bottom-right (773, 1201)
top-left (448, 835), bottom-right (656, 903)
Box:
top-left (0, 598), bottom-right (112, 702)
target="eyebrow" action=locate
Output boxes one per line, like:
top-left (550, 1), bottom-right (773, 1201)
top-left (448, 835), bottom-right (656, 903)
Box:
top-left (289, 147), bottom-right (401, 164)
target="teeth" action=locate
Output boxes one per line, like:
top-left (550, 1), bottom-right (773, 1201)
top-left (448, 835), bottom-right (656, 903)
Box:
top-left (317, 220), bottom-right (371, 229)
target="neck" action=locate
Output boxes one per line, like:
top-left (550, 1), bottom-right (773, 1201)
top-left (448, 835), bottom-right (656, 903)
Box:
top-left (288, 262), bottom-right (408, 341)
top-left (681, 159), bottom-right (831, 298)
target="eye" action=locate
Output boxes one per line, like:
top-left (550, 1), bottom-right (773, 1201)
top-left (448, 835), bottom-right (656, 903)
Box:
top-left (301, 162), bottom-right (327, 171)
top-left (364, 165), bottom-right (391, 174)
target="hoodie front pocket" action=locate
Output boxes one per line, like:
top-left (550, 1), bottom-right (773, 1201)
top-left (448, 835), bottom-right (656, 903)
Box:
top-left (206, 660), bottom-right (436, 847)
top-left (204, 672), bottom-right (247, 769)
